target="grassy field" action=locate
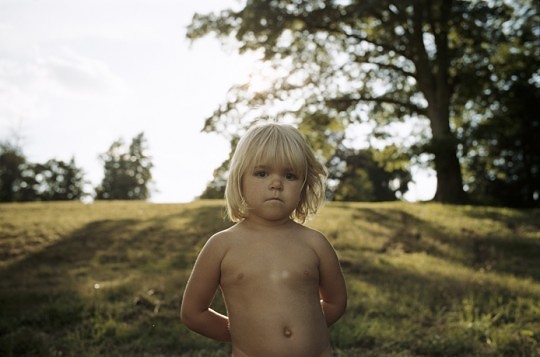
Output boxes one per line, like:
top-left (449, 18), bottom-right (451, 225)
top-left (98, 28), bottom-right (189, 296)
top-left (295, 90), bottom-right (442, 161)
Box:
top-left (0, 200), bottom-right (538, 356)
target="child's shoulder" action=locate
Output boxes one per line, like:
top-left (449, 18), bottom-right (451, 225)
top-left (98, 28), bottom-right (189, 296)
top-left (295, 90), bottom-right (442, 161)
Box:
top-left (200, 226), bottom-right (235, 252)
top-left (295, 224), bottom-right (335, 251)
top-left (206, 222), bottom-right (249, 245)
top-left (295, 222), bottom-right (324, 237)
top-left (207, 226), bottom-right (236, 243)
top-left (295, 223), bottom-right (328, 243)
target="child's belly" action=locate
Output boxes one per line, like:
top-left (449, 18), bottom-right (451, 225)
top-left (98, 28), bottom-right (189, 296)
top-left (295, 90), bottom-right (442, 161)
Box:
top-left (230, 321), bottom-right (331, 357)
top-left (226, 295), bottom-right (331, 357)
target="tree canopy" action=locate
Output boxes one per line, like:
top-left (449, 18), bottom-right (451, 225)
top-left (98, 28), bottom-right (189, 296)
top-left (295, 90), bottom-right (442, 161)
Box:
top-left (0, 143), bottom-right (87, 202)
top-left (0, 143), bottom-right (26, 202)
top-left (328, 145), bottom-right (411, 201)
top-left (188, 0), bottom-right (539, 205)
top-left (95, 133), bottom-right (154, 200)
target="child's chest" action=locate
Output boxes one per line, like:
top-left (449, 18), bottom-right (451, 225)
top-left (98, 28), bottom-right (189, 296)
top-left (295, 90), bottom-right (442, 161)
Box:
top-left (220, 238), bottom-right (320, 288)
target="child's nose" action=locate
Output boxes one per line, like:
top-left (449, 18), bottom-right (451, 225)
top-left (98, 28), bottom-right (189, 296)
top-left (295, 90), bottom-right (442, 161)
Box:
top-left (270, 176), bottom-right (283, 190)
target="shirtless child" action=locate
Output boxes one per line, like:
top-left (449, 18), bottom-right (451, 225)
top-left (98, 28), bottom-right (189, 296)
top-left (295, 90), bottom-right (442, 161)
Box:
top-left (181, 123), bottom-right (347, 356)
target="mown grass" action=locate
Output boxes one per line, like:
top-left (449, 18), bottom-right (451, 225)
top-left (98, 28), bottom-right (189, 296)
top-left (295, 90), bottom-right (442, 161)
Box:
top-left (0, 200), bottom-right (538, 356)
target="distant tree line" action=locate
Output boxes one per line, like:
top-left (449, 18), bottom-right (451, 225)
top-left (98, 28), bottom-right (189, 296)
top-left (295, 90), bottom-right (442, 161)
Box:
top-left (0, 133), bottom-right (153, 202)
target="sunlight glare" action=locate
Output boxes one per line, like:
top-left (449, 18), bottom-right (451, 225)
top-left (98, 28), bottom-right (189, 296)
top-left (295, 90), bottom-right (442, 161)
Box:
top-left (246, 70), bottom-right (274, 93)
top-left (245, 63), bottom-right (284, 94)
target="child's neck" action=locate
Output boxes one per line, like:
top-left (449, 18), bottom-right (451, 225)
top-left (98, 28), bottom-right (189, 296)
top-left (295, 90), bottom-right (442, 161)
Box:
top-left (242, 216), bottom-right (296, 230)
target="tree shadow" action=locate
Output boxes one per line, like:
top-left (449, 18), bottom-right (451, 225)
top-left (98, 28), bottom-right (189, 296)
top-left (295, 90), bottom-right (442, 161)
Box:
top-left (0, 203), bottom-right (233, 356)
top-left (340, 206), bottom-right (540, 282)
top-left (1, 202), bottom-right (537, 356)
top-left (334, 235), bottom-right (540, 355)
top-left (0, 204), bottom-right (233, 293)
top-left (0, 219), bottom-right (135, 290)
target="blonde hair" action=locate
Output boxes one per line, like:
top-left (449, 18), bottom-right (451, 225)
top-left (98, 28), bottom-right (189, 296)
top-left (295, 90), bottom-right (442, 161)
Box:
top-left (225, 123), bottom-right (327, 223)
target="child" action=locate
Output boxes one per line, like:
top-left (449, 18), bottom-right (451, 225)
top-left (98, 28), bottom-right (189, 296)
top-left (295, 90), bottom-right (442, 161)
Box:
top-left (181, 123), bottom-right (347, 356)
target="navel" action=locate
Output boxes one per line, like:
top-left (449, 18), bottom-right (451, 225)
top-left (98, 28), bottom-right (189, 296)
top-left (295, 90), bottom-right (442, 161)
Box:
top-left (283, 326), bottom-right (293, 338)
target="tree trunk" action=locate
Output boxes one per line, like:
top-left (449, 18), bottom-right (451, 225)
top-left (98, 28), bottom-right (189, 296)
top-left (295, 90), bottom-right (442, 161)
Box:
top-left (431, 139), bottom-right (466, 204)
top-left (429, 109), bottom-right (467, 204)
top-left (414, 0), bottom-right (466, 204)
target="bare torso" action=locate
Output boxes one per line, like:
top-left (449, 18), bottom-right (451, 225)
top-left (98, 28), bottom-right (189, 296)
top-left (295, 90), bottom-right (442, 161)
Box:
top-left (219, 223), bottom-right (332, 357)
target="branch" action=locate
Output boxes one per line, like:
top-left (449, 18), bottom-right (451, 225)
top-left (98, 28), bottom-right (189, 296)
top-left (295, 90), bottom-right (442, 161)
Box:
top-left (342, 28), bottom-right (410, 59)
top-left (325, 94), bottom-right (427, 117)
top-left (410, 5), bottom-right (436, 98)
top-left (353, 55), bottom-right (416, 78)
top-left (304, 18), bottom-right (411, 60)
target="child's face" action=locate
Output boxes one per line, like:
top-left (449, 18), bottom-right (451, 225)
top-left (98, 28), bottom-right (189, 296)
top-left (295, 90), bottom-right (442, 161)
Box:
top-left (241, 162), bottom-right (304, 222)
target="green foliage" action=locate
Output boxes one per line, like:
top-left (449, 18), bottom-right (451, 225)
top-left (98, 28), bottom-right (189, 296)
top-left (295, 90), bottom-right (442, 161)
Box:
top-left (0, 143), bottom-right (87, 202)
top-left (0, 201), bottom-right (538, 356)
top-left (457, 11), bottom-right (540, 208)
top-left (462, 79), bottom-right (540, 207)
top-left (29, 159), bottom-right (87, 201)
top-left (0, 143), bottom-right (26, 202)
top-left (95, 132), bottom-right (153, 200)
top-left (188, 0), bottom-right (538, 205)
top-left (328, 146), bottom-right (411, 202)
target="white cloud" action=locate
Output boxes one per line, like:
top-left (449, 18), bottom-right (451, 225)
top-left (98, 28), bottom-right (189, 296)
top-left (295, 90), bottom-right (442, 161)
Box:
top-left (0, 47), bottom-right (127, 149)
top-left (35, 48), bottom-right (126, 96)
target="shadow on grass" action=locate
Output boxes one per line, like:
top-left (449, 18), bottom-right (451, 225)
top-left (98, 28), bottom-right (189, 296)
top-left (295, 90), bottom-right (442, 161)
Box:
top-left (344, 206), bottom-right (540, 282)
top-left (329, 205), bottom-right (540, 355)
top-left (334, 255), bottom-right (540, 356)
top-left (1, 202), bottom-right (538, 356)
top-left (0, 203), bottom-right (233, 357)
top-left (464, 207), bottom-right (540, 281)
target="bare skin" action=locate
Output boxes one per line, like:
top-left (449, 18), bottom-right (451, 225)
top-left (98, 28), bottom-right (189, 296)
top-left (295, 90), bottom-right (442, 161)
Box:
top-left (181, 163), bottom-right (347, 356)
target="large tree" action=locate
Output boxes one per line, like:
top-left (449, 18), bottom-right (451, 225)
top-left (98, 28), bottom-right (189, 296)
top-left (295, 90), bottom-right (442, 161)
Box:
top-left (187, 0), bottom-right (536, 204)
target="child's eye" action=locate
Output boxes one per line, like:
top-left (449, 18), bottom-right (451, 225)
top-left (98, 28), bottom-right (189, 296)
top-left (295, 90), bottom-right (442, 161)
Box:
top-left (285, 173), bottom-right (298, 180)
top-left (254, 170), bottom-right (268, 177)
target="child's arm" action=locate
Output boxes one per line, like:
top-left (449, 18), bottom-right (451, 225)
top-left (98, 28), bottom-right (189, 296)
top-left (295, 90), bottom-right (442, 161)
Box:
top-left (315, 233), bottom-right (348, 326)
top-left (180, 234), bottom-right (231, 342)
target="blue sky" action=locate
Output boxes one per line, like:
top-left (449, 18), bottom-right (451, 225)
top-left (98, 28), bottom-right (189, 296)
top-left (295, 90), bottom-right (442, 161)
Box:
top-left (0, 0), bottom-right (435, 202)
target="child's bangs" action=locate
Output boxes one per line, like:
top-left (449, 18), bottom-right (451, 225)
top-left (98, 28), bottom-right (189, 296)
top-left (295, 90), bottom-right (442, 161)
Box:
top-left (249, 129), bottom-right (307, 176)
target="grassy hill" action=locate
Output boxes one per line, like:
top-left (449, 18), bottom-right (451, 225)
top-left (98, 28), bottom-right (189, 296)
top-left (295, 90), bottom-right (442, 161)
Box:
top-left (0, 200), bottom-right (538, 356)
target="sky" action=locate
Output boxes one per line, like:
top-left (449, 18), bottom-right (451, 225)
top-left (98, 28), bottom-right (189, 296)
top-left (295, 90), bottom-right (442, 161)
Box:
top-left (0, 0), bottom-right (436, 203)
